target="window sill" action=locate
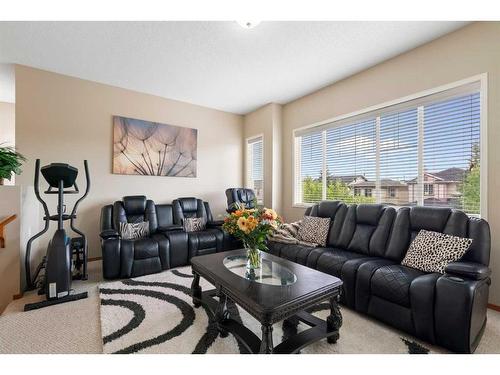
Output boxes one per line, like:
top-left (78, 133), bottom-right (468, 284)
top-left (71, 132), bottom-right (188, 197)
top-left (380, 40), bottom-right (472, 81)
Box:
top-left (292, 204), bottom-right (314, 209)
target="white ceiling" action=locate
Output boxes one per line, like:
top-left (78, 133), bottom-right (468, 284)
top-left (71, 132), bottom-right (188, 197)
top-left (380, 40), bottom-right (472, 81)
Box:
top-left (0, 21), bottom-right (469, 114)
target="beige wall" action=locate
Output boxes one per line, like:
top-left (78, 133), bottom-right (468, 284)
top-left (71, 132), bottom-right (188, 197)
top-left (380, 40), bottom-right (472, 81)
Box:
top-left (0, 102), bottom-right (15, 185)
top-left (15, 66), bottom-right (244, 264)
top-left (0, 187), bottom-right (21, 312)
top-left (281, 22), bottom-right (500, 304)
top-left (243, 103), bottom-right (283, 212)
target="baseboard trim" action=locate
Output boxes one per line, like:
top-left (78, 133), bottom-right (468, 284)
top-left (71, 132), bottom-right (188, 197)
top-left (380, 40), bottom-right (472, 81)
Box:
top-left (488, 303), bottom-right (500, 312)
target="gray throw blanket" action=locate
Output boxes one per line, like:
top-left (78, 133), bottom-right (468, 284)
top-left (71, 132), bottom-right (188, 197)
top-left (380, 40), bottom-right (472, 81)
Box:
top-left (268, 221), bottom-right (318, 247)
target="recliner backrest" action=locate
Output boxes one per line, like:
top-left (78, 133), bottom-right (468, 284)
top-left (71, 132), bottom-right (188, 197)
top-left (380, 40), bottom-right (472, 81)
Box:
top-left (385, 206), bottom-right (452, 262)
top-left (173, 197), bottom-right (207, 224)
top-left (113, 195), bottom-right (158, 233)
top-left (226, 188), bottom-right (256, 212)
top-left (336, 204), bottom-right (395, 257)
top-left (309, 201), bottom-right (348, 247)
top-left (156, 204), bottom-right (175, 228)
top-left (385, 206), bottom-right (490, 265)
top-left (465, 217), bottom-right (490, 265)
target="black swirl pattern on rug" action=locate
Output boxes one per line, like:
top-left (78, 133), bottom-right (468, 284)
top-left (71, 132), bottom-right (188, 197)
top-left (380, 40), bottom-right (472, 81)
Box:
top-left (171, 269), bottom-right (194, 278)
top-left (101, 299), bottom-right (146, 344)
top-left (192, 298), bottom-right (247, 354)
top-left (120, 276), bottom-right (245, 353)
top-left (100, 287), bottom-right (195, 354)
top-left (401, 338), bottom-right (430, 354)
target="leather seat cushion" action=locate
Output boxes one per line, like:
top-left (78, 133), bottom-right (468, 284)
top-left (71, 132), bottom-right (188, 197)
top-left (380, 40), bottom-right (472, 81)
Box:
top-left (316, 249), bottom-right (365, 277)
top-left (279, 244), bottom-right (316, 265)
top-left (267, 241), bottom-right (287, 257)
top-left (188, 229), bottom-right (219, 250)
top-left (371, 264), bottom-right (425, 307)
top-left (133, 238), bottom-right (159, 260)
top-left (305, 247), bottom-right (332, 269)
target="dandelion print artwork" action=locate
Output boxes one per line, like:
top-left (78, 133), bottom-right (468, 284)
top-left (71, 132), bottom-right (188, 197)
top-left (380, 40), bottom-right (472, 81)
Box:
top-left (113, 116), bottom-right (197, 177)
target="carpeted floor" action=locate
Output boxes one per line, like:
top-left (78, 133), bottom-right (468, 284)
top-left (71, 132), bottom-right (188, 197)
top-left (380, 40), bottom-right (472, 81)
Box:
top-left (1, 260), bottom-right (500, 354)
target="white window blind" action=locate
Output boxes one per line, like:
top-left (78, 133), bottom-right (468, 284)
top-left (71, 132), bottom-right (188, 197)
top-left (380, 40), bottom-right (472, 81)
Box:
top-left (423, 93), bottom-right (480, 214)
top-left (380, 108), bottom-right (418, 206)
top-left (294, 84), bottom-right (482, 216)
top-left (247, 136), bottom-right (264, 203)
top-left (297, 131), bottom-right (323, 203)
top-left (325, 118), bottom-right (376, 203)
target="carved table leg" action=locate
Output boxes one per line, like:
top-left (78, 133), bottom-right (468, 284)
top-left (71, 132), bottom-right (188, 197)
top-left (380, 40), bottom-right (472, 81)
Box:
top-left (327, 294), bottom-right (342, 344)
top-left (191, 272), bottom-right (202, 308)
top-left (215, 286), bottom-right (230, 338)
top-left (259, 324), bottom-right (274, 354)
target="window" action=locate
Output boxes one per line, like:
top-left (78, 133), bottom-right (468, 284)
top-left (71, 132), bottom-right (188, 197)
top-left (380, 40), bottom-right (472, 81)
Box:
top-left (294, 79), bottom-right (484, 216)
top-left (325, 118), bottom-right (376, 203)
top-left (296, 131), bottom-right (323, 203)
top-left (424, 184), bottom-right (434, 196)
top-left (388, 187), bottom-right (396, 198)
top-left (247, 136), bottom-right (264, 204)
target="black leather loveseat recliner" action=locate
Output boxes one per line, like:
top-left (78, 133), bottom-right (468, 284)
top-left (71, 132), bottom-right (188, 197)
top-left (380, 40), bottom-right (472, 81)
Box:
top-left (100, 196), bottom-right (236, 279)
top-left (225, 188), bottom-right (256, 213)
top-left (173, 197), bottom-right (226, 259)
top-left (268, 201), bottom-right (491, 353)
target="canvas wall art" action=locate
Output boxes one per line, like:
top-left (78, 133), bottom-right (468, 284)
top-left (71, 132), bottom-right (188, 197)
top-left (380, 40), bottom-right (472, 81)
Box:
top-left (113, 116), bottom-right (197, 177)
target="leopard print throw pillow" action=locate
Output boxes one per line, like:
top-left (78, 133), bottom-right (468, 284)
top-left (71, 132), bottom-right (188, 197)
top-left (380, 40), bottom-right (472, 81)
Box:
top-left (297, 216), bottom-right (331, 247)
top-left (401, 229), bottom-right (473, 273)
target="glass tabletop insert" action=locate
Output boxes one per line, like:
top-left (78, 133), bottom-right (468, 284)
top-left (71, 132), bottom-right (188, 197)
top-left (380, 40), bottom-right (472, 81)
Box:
top-left (223, 254), bottom-right (297, 286)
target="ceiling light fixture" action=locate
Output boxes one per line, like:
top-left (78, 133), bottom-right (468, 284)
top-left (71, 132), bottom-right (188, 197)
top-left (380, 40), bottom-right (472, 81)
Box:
top-left (237, 21), bottom-right (261, 29)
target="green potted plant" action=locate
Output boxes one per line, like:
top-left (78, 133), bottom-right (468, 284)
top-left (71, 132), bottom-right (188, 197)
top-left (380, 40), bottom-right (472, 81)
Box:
top-left (0, 144), bottom-right (27, 185)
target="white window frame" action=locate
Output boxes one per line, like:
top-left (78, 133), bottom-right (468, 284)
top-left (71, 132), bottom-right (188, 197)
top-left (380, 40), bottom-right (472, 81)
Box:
top-left (292, 74), bottom-right (488, 219)
top-left (246, 134), bottom-right (264, 205)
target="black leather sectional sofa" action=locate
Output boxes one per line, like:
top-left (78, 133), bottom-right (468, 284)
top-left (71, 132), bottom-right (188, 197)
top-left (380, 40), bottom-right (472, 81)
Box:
top-left (267, 201), bottom-right (491, 353)
top-left (100, 196), bottom-right (238, 279)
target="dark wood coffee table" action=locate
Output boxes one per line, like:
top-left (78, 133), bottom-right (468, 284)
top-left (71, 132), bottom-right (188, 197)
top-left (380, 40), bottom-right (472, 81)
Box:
top-left (190, 249), bottom-right (343, 354)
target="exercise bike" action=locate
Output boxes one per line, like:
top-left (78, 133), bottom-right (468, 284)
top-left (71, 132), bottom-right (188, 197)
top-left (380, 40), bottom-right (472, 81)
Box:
top-left (24, 159), bottom-right (90, 311)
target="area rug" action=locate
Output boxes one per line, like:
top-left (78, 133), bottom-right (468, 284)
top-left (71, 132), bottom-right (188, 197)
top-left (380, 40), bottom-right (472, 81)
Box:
top-left (98, 266), bottom-right (444, 354)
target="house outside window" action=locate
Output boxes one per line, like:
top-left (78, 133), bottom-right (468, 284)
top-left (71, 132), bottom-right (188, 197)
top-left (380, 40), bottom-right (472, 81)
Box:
top-left (354, 188), bottom-right (361, 196)
top-left (365, 189), bottom-right (372, 197)
top-left (388, 187), bottom-right (396, 198)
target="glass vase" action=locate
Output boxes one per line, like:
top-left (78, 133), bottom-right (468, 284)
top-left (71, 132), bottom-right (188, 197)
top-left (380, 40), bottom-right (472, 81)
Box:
top-left (246, 247), bottom-right (262, 271)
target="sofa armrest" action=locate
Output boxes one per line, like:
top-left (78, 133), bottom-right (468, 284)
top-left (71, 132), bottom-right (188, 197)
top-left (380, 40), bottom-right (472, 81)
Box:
top-left (445, 261), bottom-right (491, 281)
top-left (157, 225), bottom-right (184, 233)
top-left (207, 220), bottom-right (224, 228)
top-left (100, 229), bottom-right (120, 240)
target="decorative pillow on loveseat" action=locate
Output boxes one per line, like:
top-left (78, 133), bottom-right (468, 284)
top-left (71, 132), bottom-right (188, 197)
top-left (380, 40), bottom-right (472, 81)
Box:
top-left (401, 229), bottom-right (472, 273)
top-left (183, 217), bottom-right (206, 232)
top-left (297, 216), bottom-right (331, 247)
top-left (119, 221), bottom-right (150, 240)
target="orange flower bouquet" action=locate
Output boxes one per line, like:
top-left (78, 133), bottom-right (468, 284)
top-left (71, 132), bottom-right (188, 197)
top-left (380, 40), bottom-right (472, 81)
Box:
top-left (222, 205), bottom-right (282, 269)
